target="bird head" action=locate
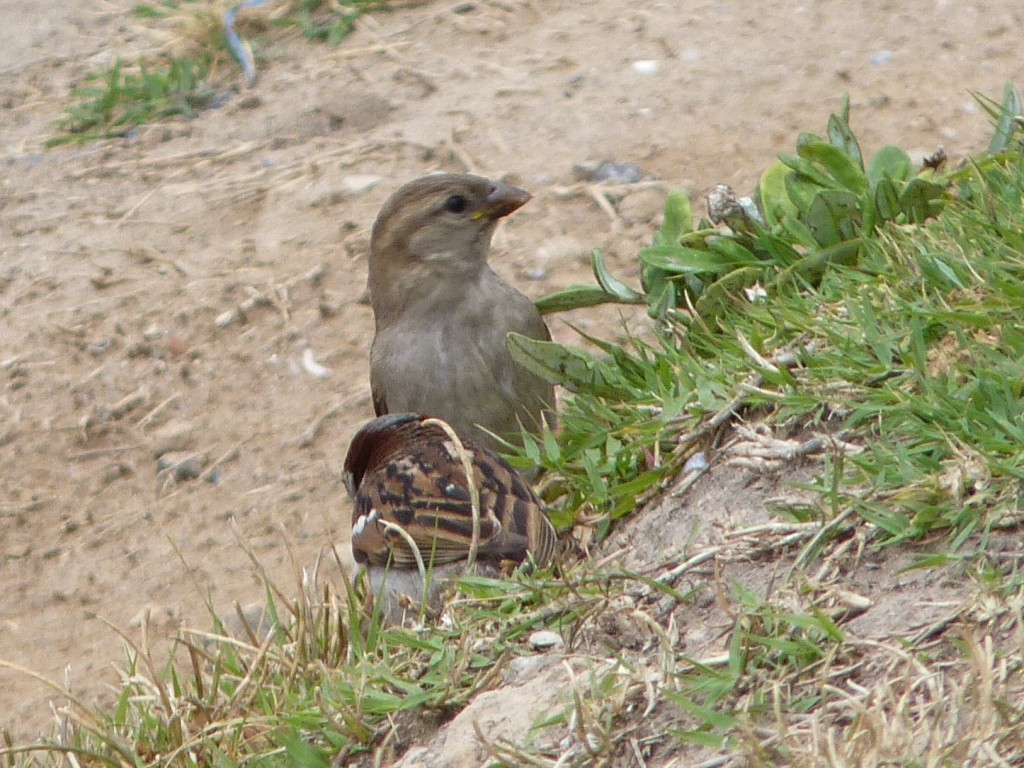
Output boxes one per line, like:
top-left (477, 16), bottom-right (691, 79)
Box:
top-left (367, 174), bottom-right (531, 320)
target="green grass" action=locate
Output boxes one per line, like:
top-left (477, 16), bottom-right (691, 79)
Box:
top-left (511, 90), bottom-right (1024, 552)
top-left (10, 91), bottom-right (1024, 765)
top-left (47, 58), bottom-right (218, 145)
top-left (279, 0), bottom-right (392, 44)
top-left (48, 0), bottom-right (394, 145)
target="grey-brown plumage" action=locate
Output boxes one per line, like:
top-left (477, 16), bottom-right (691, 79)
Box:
top-left (343, 413), bottom-right (557, 571)
top-left (367, 173), bottom-right (556, 453)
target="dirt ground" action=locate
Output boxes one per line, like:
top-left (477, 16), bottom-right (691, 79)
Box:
top-left (2, 0), bottom-right (1022, 745)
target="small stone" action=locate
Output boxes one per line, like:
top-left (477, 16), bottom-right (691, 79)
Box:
top-left (589, 160), bottom-right (644, 184)
top-left (682, 452), bottom-right (708, 475)
top-left (237, 94), bottom-right (262, 110)
top-left (152, 420), bottom-right (199, 457)
top-left (157, 451), bottom-right (208, 481)
top-left (215, 309), bottom-right (237, 328)
top-left (529, 630), bottom-right (564, 650)
top-left (88, 339), bottom-right (111, 356)
top-left (632, 59), bottom-right (660, 75)
top-left (340, 174), bottom-right (383, 195)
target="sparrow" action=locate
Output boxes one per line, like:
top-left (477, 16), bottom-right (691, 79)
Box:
top-left (343, 413), bottom-right (558, 621)
top-left (367, 173), bottom-right (556, 454)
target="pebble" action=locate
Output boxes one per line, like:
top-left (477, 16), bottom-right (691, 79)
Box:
top-left (524, 266), bottom-right (548, 281)
top-left (529, 630), bottom-right (564, 650)
top-left (589, 160), bottom-right (644, 184)
top-left (683, 452), bottom-right (708, 475)
top-left (152, 419), bottom-right (199, 456)
top-left (341, 174), bottom-right (383, 195)
top-left (156, 451), bottom-right (208, 481)
top-left (215, 309), bottom-right (238, 328)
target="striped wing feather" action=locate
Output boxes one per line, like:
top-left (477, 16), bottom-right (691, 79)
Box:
top-left (347, 415), bottom-right (556, 569)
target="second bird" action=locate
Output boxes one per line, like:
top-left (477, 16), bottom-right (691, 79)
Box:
top-left (367, 173), bottom-right (556, 453)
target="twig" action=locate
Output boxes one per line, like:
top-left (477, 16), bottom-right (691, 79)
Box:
top-left (117, 168), bottom-right (186, 226)
top-left (135, 394), bottom-right (181, 429)
top-left (68, 444), bottom-right (143, 461)
top-left (789, 508), bottom-right (856, 574)
top-left (199, 441), bottom-right (242, 482)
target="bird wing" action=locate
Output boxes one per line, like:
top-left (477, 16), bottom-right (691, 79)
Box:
top-left (351, 448), bottom-right (523, 568)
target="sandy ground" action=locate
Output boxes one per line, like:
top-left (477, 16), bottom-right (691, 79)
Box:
top-left (2, 0), bottom-right (1022, 744)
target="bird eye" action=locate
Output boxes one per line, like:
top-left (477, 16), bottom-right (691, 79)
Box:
top-left (442, 194), bottom-right (469, 214)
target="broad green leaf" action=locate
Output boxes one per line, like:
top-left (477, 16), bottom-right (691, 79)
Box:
top-left (988, 81), bottom-right (1022, 153)
top-left (826, 102), bottom-right (863, 169)
top-left (779, 151), bottom-right (837, 189)
top-left (647, 280), bottom-right (677, 320)
top-left (639, 245), bottom-right (736, 274)
top-left (795, 131), bottom-right (823, 152)
top-left (899, 178), bottom-right (946, 223)
top-left (783, 169), bottom-right (823, 215)
top-left (705, 235), bottom-right (760, 265)
top-left (771, 238), bottom-right (861, 289)
top-left (779, 213), bottom-right (820, 250)
top-left (753, 230), bottom-right (802, 267)
top-left (757, 160), bottom-right (800, 228)
top-left (797, 140), bottom-right (868, 194)
top-left (804, 189), bottom-right (861, 246)
top-left (873, 177), bottom-right (901, 223)
top-left (660, 189), bottom-right (693, 243)
top-left (506, 333), bottom-right (632, 397)
top-left (867, 145), bottom-right (912, 187)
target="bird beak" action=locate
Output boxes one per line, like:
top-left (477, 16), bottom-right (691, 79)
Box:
top-left (472, 182), bottom-right (531, 221)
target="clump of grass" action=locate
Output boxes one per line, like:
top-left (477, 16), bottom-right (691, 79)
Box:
top-left (48, 0), bottom-right (394, 145)
top-left (280, 0), bottom-right (393, 44)
top-left (47, 58), bottom-right (219, 145)
top-left (514, 86), bottom-right (1024, 552)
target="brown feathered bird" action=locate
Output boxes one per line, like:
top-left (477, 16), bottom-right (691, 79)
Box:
top-left (367, 173), bottom-right (556, 453)
top-left (343, 413), bottom-right (557, 623)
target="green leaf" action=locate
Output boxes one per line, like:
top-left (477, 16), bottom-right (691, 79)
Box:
top-left (899, 178), bottom-right (946, 223)
top-left (779, 152), bottom-right (837, 189)
top-left (757, 161), bottom-right (801, 229)
top-left (639, 245), bottom-right (736, 274)
top-left (826, 97), bottom-right (863, 169)
top-left (867, 145), bottom-right (912, 187)
top-left (771, 238), bottom-right (861, 289)
top-left (804, 189), bottom-right (861, 246)
top-left (705, 235), bottom-right (761, 265)
top-left (647, 280), bottom-right (678, 320)
top-left (782, 169), bottom-right (823, 215)
top-left (591, 249), bottom-right (643, 301)
top-left (988, 81), bottom-right (1022, 153)
top-left (506, 333), bottom-right (633, 397)
top-left (797, 140), bottom-right (869, 194)
top-left (693, 267), bottom-right (764, 324)
top-left (873, 177), bottom-right (902, 223)
top-left (753, 230), bottom-right (802, 267)
top-left (779, 214), bottom-right (821, 250)
top-left (535, 285), bottom-right (625, 315)
top-left (660, 189), bottom-right (694, 243)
